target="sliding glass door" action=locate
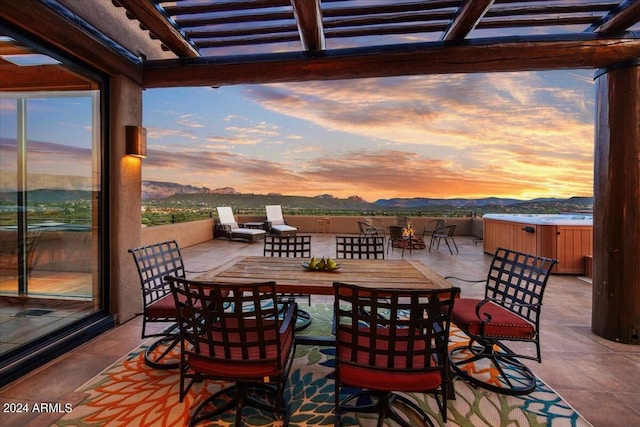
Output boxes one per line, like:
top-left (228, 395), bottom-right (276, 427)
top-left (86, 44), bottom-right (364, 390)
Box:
top-left (0, 33), bottom-right (105, 360)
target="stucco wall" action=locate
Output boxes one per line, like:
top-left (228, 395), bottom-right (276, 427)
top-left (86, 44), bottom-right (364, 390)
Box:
top-left (236, 215), bottom-right (472, 236)
top-left (110, 75), bottom-right (143, 324)
top-left (141, 219), bottom-right (214, 248)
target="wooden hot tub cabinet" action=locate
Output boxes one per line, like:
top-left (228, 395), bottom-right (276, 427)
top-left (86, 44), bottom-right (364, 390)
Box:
top-left (483, 215), bottom-right (593, 275)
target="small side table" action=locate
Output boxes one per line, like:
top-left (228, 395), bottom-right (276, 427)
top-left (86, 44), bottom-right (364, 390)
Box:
top-left (244, 222), bottom-right (265, 230)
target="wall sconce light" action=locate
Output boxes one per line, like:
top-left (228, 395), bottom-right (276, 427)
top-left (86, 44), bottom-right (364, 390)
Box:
top-left (126, 125), bottom-right (147, 158)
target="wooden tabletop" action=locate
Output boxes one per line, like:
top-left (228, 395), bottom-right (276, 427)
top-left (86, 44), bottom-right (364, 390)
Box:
top-left (195, 256), bottom-right (452, 295)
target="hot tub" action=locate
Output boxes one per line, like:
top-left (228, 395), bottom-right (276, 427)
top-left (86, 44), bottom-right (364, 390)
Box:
top-left (482, 214), bottom-right (593, 274)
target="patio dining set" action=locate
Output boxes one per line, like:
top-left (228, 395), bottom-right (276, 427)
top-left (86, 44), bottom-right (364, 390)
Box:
top-left (128, 208), bottom-right (557, 426)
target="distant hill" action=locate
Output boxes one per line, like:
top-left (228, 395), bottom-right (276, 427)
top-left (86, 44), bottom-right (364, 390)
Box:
top-left (0, 170), bottom-right (91, 192)
top-left (0, 189), bottom-right (92, 203)
top-left (141, 181), bottom-right (592, 214)
top-left (142, 180), bottom-right (212, 200)
top-left (153, 192), bottom-right (375, 211)
top-left (0, 176), bottom-right (592, 214)
top-left (374, 197), bottom-right (525, 208)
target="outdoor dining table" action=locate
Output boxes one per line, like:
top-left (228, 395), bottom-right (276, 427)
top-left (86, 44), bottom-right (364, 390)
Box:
top-left (195, 255), bottom-right (453, 345)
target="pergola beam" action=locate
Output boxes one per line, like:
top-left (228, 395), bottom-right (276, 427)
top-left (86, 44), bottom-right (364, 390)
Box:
top-left (0, 64), bottom-right (97, 91)
top-left (442, 0), bottom-right (494, 41)
top-left (143, 33), bottom-right (640, 88)
top-left (291, 0), bottom-right (325, 51)
top-left (0, 0), bottom-right (142, 83)
top-left (116, 0), bottom-right (200, 58)
top-left (591, 0), bottom-right (640, 32)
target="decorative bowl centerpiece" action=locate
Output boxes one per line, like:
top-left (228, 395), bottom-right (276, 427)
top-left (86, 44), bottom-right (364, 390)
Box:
top-left (302, 256), bottom-right (341, 272)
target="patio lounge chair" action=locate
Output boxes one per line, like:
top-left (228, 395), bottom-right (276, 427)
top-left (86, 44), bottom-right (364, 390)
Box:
top-left (265, 205), bottom-right (297, 236)
top-left (216, 206), bottom-right (266, 242)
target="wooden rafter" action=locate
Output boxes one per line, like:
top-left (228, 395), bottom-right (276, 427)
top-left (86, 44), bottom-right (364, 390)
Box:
top-left (131, 0), bottom-right (640, 59)
top-left (0, 40), bottom-right (30, 55)
top-left (0, 0), bottom-right (141, 82)
top-left (478, 15), bottom-right (600, 30)
top-left (489, 1), bottom-right (620, 18)
top-left (197, 33), bottom-right (300, 49)
top-left (143, 34), bottom-right (640, 88)
top-left (442, 0), bottom-right (495, 41)
top-left (291, 0), bottom-right (325, 51)
top-left (0, 64), bottom-right (96, 91)
top-left (116, 0), bottom-right (199, 58)
top-left (591, 0), bottom-right (640, 32)
top-left (162, 0), bottom-right (290, 16)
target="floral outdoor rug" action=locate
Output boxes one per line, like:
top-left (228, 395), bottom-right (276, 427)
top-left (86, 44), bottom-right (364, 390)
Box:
top-left (56, 303), bottom-right (591, 427)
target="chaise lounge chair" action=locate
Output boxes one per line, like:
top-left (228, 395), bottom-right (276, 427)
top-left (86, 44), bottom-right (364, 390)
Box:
top-left (265, 205), bottom-right (298, 236)
top-left (216, 206), bottom-right (266, 242)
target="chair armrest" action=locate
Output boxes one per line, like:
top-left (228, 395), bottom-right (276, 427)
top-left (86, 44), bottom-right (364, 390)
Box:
top-left (279, 302), bottom-right (298, 334)
top-left (474, 297), bottom-right (542, 323)
top-left (444, 276), bottom-right (485, 284)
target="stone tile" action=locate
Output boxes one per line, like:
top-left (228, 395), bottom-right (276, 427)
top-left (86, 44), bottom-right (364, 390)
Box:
top-left (2, 352), bottom-right (118, 401)
top-left (552, 389), bottom-right (640, 427)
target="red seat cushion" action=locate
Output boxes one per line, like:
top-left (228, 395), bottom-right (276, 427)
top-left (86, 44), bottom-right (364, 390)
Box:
top-left (188, 318), bottom-right (295, 379)
top-left (146, 289), bottom-right (220, 319)
top-left (337, 327), bottom-right (442, 392)
top-left (145, 293), bottom-right (177, 319)
top-left (452, 298), bottom-right (535, 339)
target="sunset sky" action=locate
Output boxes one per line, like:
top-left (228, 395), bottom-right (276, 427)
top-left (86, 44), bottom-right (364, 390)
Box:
top-left (142, 69), bottom-right (596, 202)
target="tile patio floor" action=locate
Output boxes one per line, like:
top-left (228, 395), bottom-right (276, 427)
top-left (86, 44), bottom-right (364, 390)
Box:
top-left (1, 234), bottom-right (639, 426)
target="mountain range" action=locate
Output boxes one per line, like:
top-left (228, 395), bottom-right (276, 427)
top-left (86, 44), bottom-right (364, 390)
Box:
top-left (141, 180), bottom-right (593, 210)
top-left (0, 174), bottom-right (593, 210)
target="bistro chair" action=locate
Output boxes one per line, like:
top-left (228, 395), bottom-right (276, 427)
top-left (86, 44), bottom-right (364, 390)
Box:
top-left (396, 216), bottom-right (410, 228)
top-left (387, 225), bottom-right (411, 257)
top-left (166, 277), bottom-right (297, 427)
top-left (265, 205), bottom-right (298, 236)
top-left (128, 240), bottom-right (185, 369)
top-left (447, 248), bottom-right (557, 395)
top-left (335, 235), bottom-right (385, 259)
top-left (422, 219), bottom-right (445, 240)
top-left (216, 206), bottom-right (266, 242)
top-left (263, 234), bottom-right (313, 330)
top-left (357, 220), bottom-right (378, 240)
top-left (429, 224), bottom-right (459, 254)
top-left (333, 282), bottom-right (460, 427)
top-left (365, 217), bottom-right (387, 241)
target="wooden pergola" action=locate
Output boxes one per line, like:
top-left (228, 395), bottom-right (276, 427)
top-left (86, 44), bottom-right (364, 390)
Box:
top-left (1, 0), bottom-right (639, 344)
